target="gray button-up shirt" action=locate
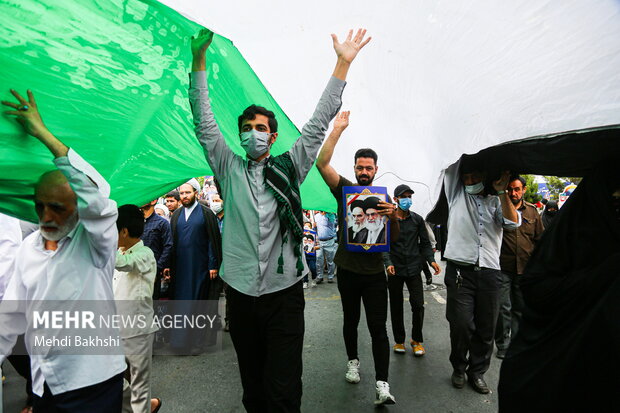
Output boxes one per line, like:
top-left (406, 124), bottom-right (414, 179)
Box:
top-left (189, 71), bottom-right (345, 296)
top-left (443, 160), bottom-right (521, 270)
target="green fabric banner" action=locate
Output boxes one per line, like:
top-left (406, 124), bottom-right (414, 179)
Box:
top-left (0, 0), bottom-right (336, 222)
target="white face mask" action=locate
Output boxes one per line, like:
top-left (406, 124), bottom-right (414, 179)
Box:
top-left (39, 210), bottom-right (79, 241)
top-left (240, 130), bottom-right (272, 160)
top-left (465, 182), bottom-right (485, 195)
top-left (211, 202), bottom-right (223, 214)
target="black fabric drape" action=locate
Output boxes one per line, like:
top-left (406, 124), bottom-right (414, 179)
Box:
top-left (498, 165), bottom-right (620, 412)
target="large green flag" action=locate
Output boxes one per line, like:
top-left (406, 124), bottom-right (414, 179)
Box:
top-left (0, 0), bottom-right (336, 222)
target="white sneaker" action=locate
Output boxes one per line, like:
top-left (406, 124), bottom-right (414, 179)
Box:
top-left (375, 381), bottom-right (396, 405)
top-left (345, 359), bottom-right (360, 383)
top-left (310, 280), bottom-right (317, 288)
top-left (303, 282), bottom-right (308, 289)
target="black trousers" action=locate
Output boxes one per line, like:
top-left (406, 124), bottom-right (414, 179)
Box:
top-left (388, 274), bottom-right (425, 343)
top-left (32, 373), bottom-right (123, 413)
top-left (337, 267), bottom-right (390, 382)
top-left (227, 281), bottom-right (305, 413)
top-left (495, 271), bottom-right (524, 351)
top-left (445, 262), bottom-right (500, 377)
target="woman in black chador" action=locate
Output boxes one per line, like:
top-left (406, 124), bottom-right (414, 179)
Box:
top-left (499, 165), bottom-right (620, 413)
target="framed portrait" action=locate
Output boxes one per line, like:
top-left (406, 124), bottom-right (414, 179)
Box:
top-left (342, 186), bottom-right (390, 252)
top-left (303, 229), bottom-right (317, 256)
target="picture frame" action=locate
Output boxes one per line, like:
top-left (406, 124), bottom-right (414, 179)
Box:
top-left (342, 186), bottom-right (390, 252)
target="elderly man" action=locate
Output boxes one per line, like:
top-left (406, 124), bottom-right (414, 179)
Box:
top-left (348, 200), bottom-right (368, 243)
top-left (361, 197), bottom-right (386, 244)
top-left (443, 155), bottom-right (520, 394)
top-left (0, 89), bottom-right (126, 411)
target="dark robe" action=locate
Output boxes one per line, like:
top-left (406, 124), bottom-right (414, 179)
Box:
top-left (498, 165), bottom-right (620, 413)
top-left (541, 200), bottom-right (559, 229)
top-left (168, 203), bottom-right (222, 351)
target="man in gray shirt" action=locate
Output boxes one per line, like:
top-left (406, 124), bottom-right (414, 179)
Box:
top-left (189, 28), bottom-right (370, 412)
top-left (443, 155), bottom-right (520, 395)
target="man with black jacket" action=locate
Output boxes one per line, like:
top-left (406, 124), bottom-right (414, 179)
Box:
top-left (384, 185), bottom-right (441, 357)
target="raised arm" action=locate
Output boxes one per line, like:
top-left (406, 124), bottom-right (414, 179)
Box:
top-left (289, 29), bottom-right (370, 183)
top-left (493, 171), bottom-right (520, 226)
top-left (316, 111), bottom-right (350, 190)
top-left (189, 29), bottom-right (236, 178)
top-left (3, 90), bottom-right (118, 268)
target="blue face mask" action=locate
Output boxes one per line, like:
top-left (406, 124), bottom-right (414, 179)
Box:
top-left (398, 198), bottom-right (412, 211)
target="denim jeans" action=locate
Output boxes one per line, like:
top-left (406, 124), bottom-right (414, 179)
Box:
top-left (316, 237), bottom-right (337, 279)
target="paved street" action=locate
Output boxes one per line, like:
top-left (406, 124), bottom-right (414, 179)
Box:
top-left (3, 258), bottom-right (502, 412)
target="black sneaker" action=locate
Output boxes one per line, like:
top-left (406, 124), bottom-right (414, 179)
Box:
top-left (496, 349), bottom-right (506, 359)
top-left (316, 278), bottom-right (324, 284)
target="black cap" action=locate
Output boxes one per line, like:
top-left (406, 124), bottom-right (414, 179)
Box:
top-left (394, 184), bottom-right (414, 197)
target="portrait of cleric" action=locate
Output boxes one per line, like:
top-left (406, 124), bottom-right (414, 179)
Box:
top-left (346, 194), bottom-right (388, 246)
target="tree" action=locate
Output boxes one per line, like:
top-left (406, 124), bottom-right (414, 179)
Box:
top-left (522, 174), bottom-right (542, 204)
top-left (543, 176), bottom-right (581, 200)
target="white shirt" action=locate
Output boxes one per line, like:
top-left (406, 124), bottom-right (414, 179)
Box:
top-left (0, 149), bottom-right (126, 396)
top-left (443, 160), bottom-right (521, 270)
top-left (113, 241), bottom-right (158, 338)
top-left (0, 213), bottom-right (22, 300)
top-left (183, 201), bottom-right (199, 221)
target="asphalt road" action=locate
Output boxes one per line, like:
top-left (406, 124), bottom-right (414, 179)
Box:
top-left (2, 258), bottom-right (502, 412)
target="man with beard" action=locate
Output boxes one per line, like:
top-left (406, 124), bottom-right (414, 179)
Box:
top-left (495, 176), bottom-right (544, 359)
top-left (361, 197), bottom-right (386, 244)
top-left (140, 200), bottom-right (173, 299)
top-left (189, 27), bottom-right (370, 412)
top-left (317, 111), bottom-right (400, 406)
top-left (164, 191), bottom-right (181, 215)
top-left (348, 200), bottom-right (368, 243)
top-left (165, 179), bottom-right (222, 352)
top-left (0, 89), bottom-right (126, 411)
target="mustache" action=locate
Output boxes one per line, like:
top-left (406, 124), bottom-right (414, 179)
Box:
top-left (39, 221), bottom-right (59, 229)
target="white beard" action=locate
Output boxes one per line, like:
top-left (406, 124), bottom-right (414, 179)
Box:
top-left (40, 211), bottom-right (78, 241)
top-left (365, 219), bottom-right (383, 233)
top-left (351, 221), bottom-right (366, 234)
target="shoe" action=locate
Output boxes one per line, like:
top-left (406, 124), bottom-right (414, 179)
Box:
top-left (345, 359), bottom-right (361, 383)
top-left (223, 320), bottom-right (230, 332)
top-left (303, 282), bottom-right (308, 289)
top-left (468, 375), bottom-right (490, 394)
top-left (316, 277), bottom-right (324, 284)
top-left (310, 280), bottom-right (317, 288)
top-left (425, 277), bottom-right (433, 286)
top-left (393, 343), bottom-right (406, 353)
top-left (328, 278), bottom-right (334, 283)
top-left (410, 340), bottom-right (426, 357)
top-left (374, 381), bottom-right (396, 405)
top-left (451, 371), bottom-right (465, 389)
top-left (151, 397), bottom-right (162, 413)
top-left (496, 348), bottom-right (506, 359)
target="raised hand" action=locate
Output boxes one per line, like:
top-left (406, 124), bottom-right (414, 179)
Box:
top-left (331, 29), bottom-right (371, 64)
top-left (333, 111), bottom-right (350, 132)
top-left (493, 171), bottom-right (511, 192)
top-left (191, 28), bottom-right (214, 58)
top-left (2, 89), bottom-right (49, 138)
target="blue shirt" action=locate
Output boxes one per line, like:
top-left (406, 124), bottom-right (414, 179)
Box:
top-left (315, 212), bottom-right (337, 241)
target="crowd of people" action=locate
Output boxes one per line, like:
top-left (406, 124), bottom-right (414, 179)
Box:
top-left (0, 26), bottom-right (617, 413)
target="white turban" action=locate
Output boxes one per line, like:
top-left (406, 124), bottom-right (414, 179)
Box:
top-left (154, 203), bottom-right (169, 218)
top-left (185, 178), bottom-right (201, 193)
